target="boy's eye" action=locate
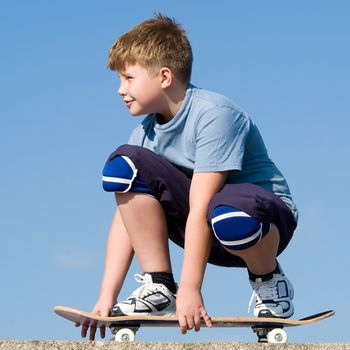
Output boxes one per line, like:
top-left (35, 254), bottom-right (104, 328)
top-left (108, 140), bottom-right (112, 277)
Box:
top-left (118, 74), bottom-right (133, 81)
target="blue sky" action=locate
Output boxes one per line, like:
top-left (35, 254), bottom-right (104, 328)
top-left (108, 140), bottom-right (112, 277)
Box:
top-left (1, 0), bottom-right (349, 343)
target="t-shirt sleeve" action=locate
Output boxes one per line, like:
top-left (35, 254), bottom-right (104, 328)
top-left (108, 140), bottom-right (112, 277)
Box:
top-left (194, 107), bottom-right (250, 172)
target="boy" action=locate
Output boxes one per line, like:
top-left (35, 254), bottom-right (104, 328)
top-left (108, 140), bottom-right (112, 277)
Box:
top-left (78, 14), bottom-right (298, 340)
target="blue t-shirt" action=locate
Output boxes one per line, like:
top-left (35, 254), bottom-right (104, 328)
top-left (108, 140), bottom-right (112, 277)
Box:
top-left (128, 84), bottom-right (298, 221)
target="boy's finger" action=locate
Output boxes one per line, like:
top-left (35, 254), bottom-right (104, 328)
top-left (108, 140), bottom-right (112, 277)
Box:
top-left (186, 317), bottom-right (194, 330)
top-left (89, 324), bottom-right (97, 341)
top-left (194, 315), bottom-right (201, 332)
top-left (201, 309), bottom-right (212, 327)
top-left (100, 325), bottom-right (106, 339)
top-left (178, 315), bottom-right (188, 334)
top-left (81, 324), bottom-right (88, 338)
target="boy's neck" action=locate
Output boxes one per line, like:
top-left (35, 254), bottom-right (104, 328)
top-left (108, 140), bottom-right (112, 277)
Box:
top-left (157, 83), bottom-right (187, 124)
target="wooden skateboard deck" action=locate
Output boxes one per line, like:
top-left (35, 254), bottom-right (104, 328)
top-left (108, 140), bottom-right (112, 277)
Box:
top-left (54, 305), bottom-right (335, 343)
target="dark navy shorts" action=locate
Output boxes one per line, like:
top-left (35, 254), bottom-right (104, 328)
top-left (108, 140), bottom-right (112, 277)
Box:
top-left (109, 145), bottom-right (297, 268)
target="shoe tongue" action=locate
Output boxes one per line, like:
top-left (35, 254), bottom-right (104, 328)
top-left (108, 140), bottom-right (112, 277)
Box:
top-left (254, 273), bottom-right (274, 282)
top-left (142, 273), bottom-right (154, 283)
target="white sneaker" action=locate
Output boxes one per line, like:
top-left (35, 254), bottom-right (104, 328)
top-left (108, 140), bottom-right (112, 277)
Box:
top-left (111, 273), bottom-right (176, 316)
top-left (249, 264), bottom-right (294, 318)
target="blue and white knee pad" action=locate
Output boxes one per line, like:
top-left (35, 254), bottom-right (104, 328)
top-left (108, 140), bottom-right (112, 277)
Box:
top-left (211, 205), bottom-right (270, 250)
top-left (102, 155), bottom-right (153, 194)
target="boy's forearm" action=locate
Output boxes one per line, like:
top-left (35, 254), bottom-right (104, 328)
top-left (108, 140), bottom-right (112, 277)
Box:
top-left (179, 210), bottom-right (212, 290)
top-left (99, 208), bottom-right (134, 300)
top-left (179, 171), bottom-right (227, 291)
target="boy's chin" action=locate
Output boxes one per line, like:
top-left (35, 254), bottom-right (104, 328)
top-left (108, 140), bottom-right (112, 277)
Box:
top-left (129, 109), bottom-right (151, 117)
top-left (129, 111), bottom-right (145, 117)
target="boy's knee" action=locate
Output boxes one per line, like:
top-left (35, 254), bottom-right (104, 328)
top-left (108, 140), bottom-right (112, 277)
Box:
top-left (211, 205), bottom-right (270, 250)
top-left (102, 155), bottom-right (152, 194)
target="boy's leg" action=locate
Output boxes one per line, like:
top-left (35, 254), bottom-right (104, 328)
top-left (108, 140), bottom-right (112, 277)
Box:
top-left (230, 223), bottom-right (280, 276)
top-left (208, 183), bottom-right (297, 318)
top-left (222, 224), bottom-right (295, 318)
top-left (102, 144), bottom-right (192, 316)
top-left (115, 192), bottom-right (172, 274)
top-left (113, 192), bottom-right (179, 316)
top-left (105, 144), bottom-right (191, 247)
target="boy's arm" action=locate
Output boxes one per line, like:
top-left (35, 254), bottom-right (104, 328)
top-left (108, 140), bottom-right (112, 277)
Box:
top-left (177, 171), bottom-right (227, 334)
top-left (79, 204), bottom-right (134, 340)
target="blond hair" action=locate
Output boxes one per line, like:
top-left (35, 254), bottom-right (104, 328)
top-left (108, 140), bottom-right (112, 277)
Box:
top-left (108, 13), bottom-right (193, 84)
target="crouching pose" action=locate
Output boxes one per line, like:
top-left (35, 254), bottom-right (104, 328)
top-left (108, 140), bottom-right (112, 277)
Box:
top-left (78, 14), bottom-right (298, 340)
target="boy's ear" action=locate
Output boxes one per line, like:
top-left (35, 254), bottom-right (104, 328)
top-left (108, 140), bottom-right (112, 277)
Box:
top-left (159, 67), bottom-right (173, 89)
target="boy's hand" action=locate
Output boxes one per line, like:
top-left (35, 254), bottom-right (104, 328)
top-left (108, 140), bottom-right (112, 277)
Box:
top-left (176, 286), bottom-right (212, 334)
top-left (75, 297), bottom-right (114, 341)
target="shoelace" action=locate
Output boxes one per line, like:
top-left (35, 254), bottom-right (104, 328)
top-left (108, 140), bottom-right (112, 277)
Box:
top-left (248, 280), bottom-right (278, 313)
top-left (129, 274), bottom-right (159, 299)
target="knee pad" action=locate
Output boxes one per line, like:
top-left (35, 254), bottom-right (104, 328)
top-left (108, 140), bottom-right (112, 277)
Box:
top-left (102, 155), bottom-right (153, 194)
top-left (211, 205), bottom-right (270, 250)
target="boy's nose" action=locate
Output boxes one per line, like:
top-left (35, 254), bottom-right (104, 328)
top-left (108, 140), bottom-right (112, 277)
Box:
top-left (118, 83), bottom-right (126, 97)
top-left (118, 87), bottom-right (125, 97)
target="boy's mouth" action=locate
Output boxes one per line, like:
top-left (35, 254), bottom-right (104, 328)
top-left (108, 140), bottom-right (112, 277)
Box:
top-left (124, 99), bottom-right (134, 108)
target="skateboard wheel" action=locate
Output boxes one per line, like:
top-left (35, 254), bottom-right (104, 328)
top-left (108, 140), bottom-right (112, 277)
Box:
top-left (114, 328), bottom-right (135, 342)
top-left (267, 328), bottom-right (288, 343)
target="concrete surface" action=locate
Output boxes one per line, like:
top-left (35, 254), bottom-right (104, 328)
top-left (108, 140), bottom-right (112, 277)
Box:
top-left (0, 341), bottom-right (350, 350)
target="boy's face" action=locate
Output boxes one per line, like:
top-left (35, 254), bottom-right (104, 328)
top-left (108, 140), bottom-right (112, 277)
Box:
top-left (117, 64), bottom-right (163, 116)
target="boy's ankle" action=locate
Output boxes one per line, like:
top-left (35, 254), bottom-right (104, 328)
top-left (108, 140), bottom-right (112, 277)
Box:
top-left (248, 262), bottom-right (281, 282)
top-left (147, 272), bottom-right (177, 294)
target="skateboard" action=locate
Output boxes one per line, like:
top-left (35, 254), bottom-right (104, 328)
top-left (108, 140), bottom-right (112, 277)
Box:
top-left (54, 306), bottom-right (335, 343)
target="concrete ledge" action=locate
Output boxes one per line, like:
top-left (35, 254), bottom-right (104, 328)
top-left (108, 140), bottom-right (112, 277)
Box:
top-left (0, 341), bottom-right (349, 350)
